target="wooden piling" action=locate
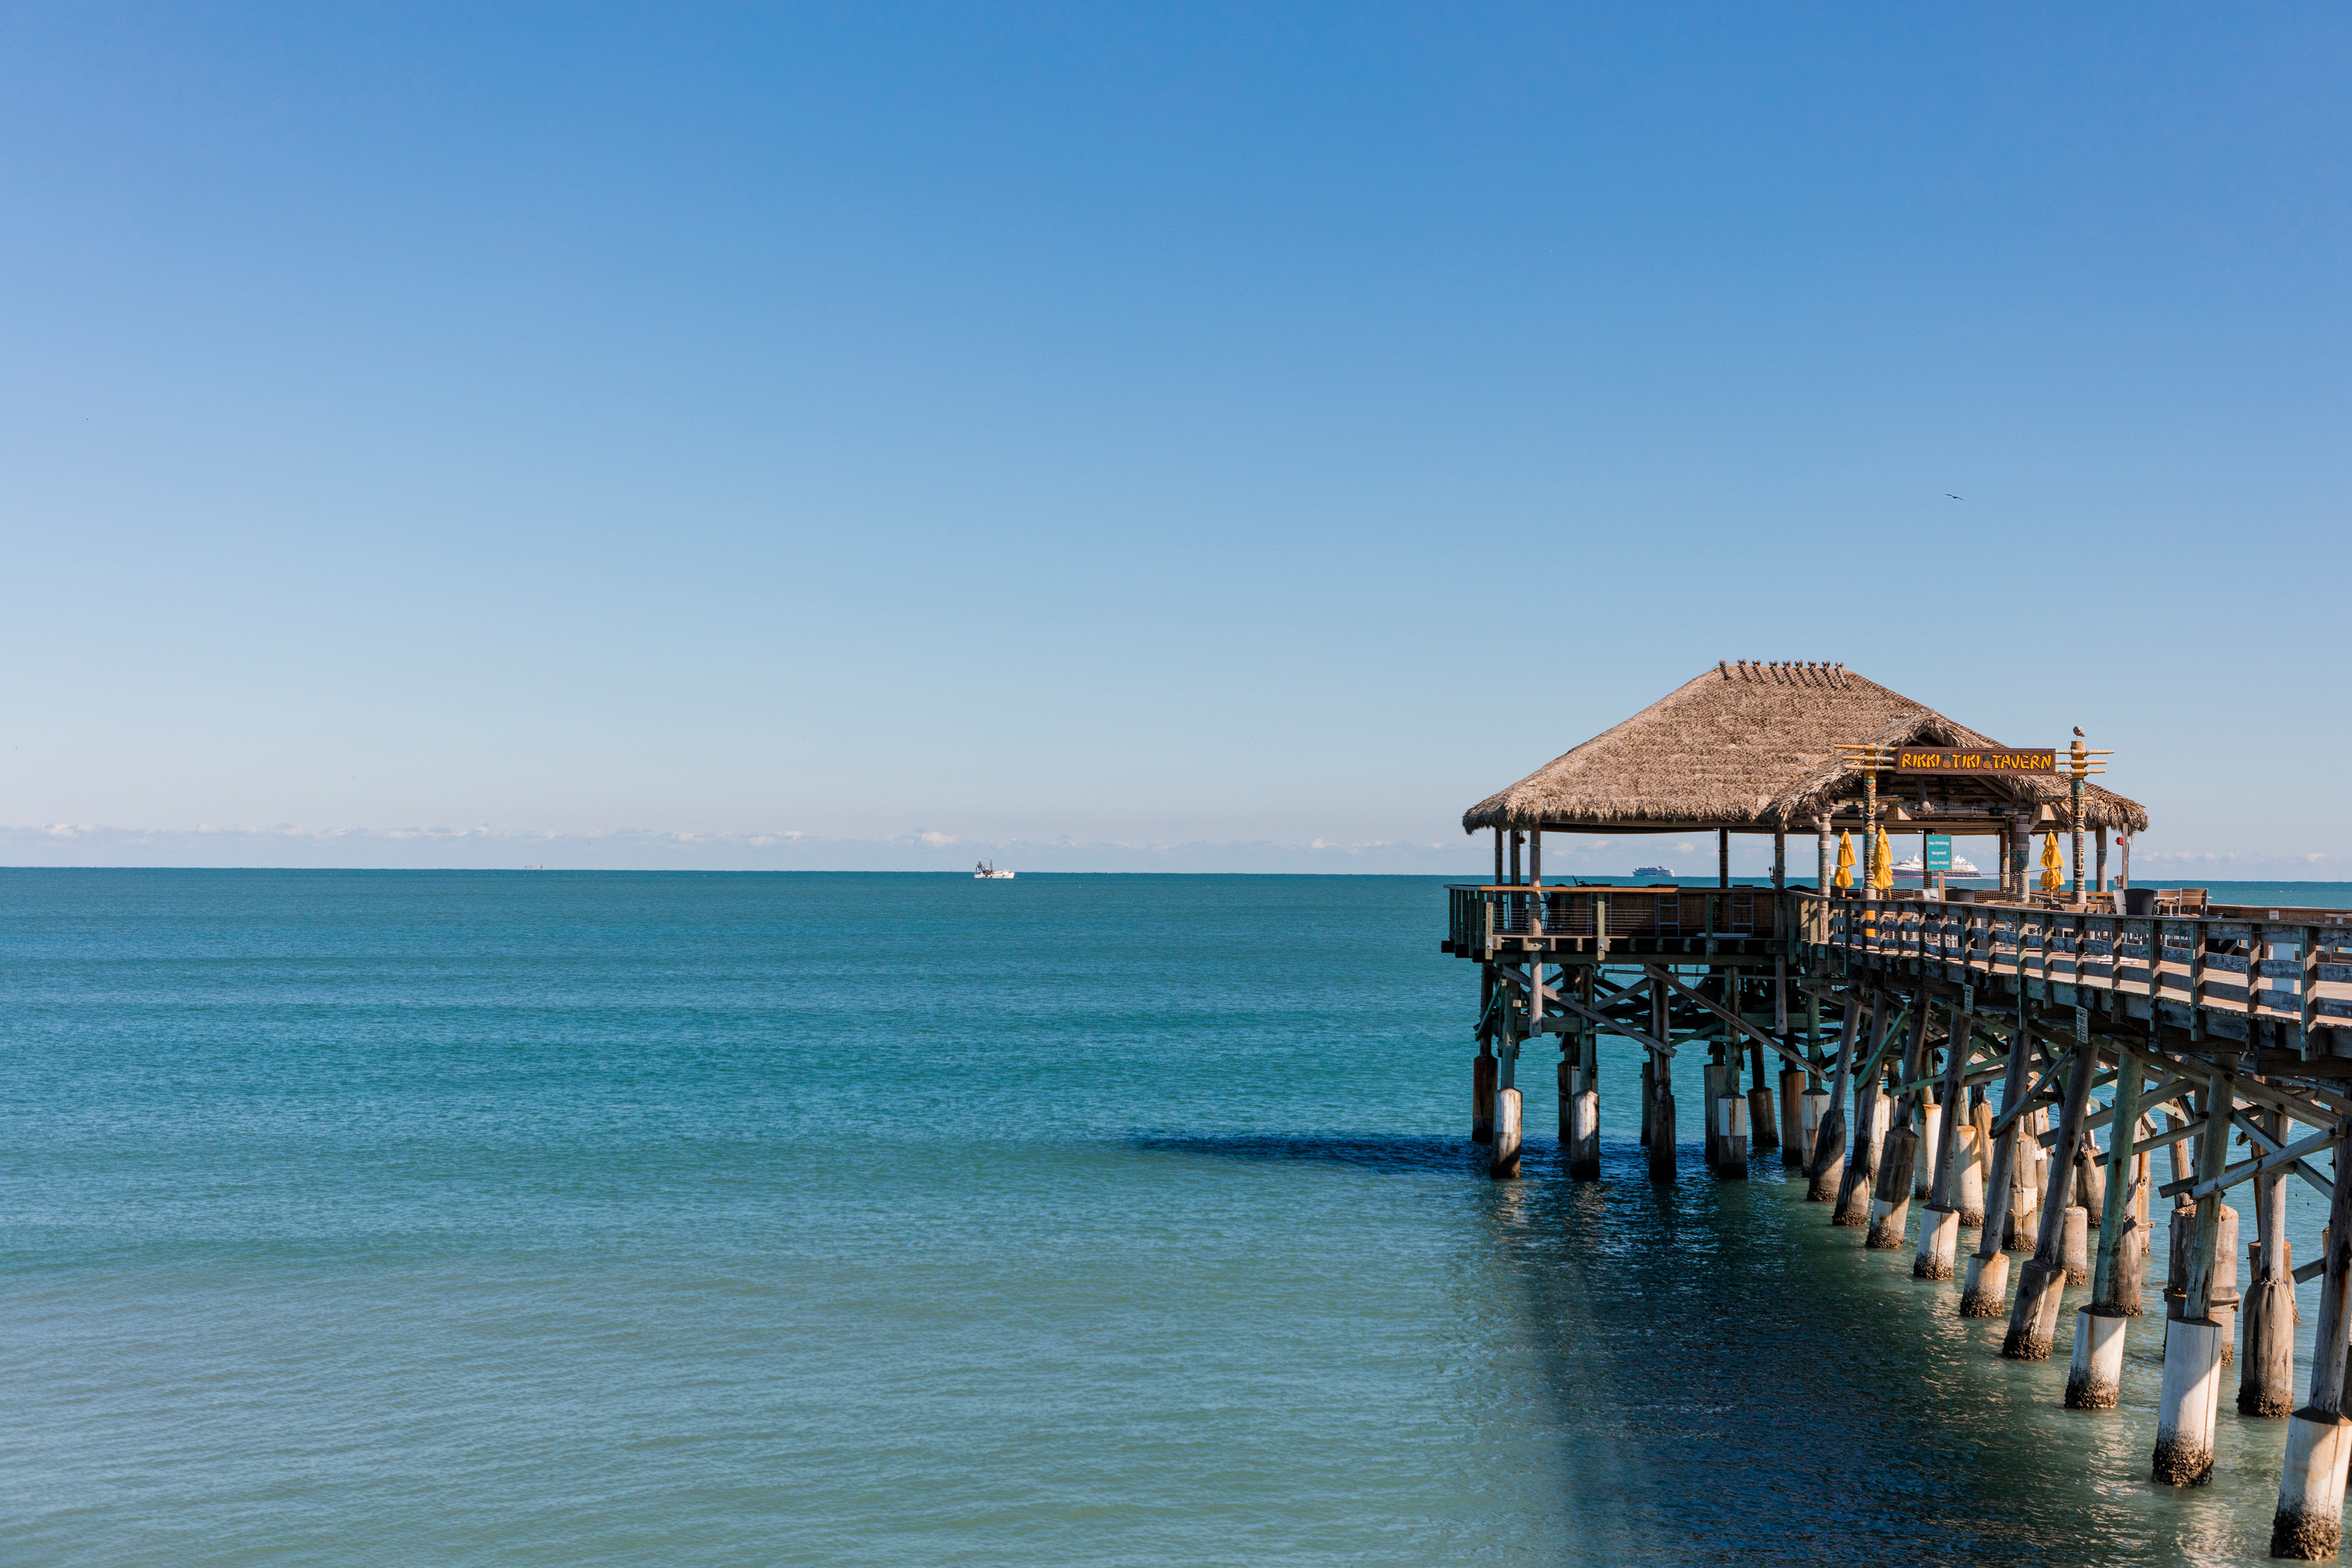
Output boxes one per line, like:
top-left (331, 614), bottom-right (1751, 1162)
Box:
top-left (1963, 1005), bottom-right (2040, 1318)
top-left (1806, 993), bottom-right (1863, 1201)
top-left (2270, 1115), bottom-right (2352, 1559)
top-left (2062, 1206), bottom-right (2090, 1286)
top-left (2154, 1065), bottom-right (2235, 1486)
top-left (2242, 1105), bottom-right (2296, 1417)
top-left (2069, 1044), bottom-right (2145, 1410)
top-left (1717, 1091), bottom-right (1749, 1179)
top-left (1869, 1007), bottom-right (1931, 1248)
top-left (1835, 1074), bottom-right (1887, 1227)
top-left (1778, 1066), bottom-right (1806, 1167)
top-left (1955, 1125), bottom-right (1986, 1229)
top-left (2006, 1038), bottom-right (2099, 1360)
top-left (2213, 1205), bottom-right (2243, 1367)
top-left (1648, 1049), bottom-right (1676, 1181)
top-left (1472, 1048), bottom-right (1497, 1144)
top-left (1492, 1088), bottom-right (1522, 1179)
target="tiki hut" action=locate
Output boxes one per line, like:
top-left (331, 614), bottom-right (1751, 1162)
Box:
top-left (1463, 660), bottom-right (2149, 892)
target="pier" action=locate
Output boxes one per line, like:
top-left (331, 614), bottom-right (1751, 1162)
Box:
top-left (1444, 661), bottom-right (2352, 1559)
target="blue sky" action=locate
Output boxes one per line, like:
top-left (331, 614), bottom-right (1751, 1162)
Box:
top-left (4, 5), bottom-right (2346, 873)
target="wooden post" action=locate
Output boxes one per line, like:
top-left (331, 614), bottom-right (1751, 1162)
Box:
top-left (1473, 1047), bottom-right (1497, 1144)
top-left (2120, 832), bottom-right (2132, 890)
top-left (2271, 1116), bottom-right (2352, 1559)
top-left (1509, 829), bottom-right (1523, 886)
top-left (1918, 998), bottom-right (1970, 1279)
top-left (1491, 1086), bottom-right (1522, 1179)
top-left (1806, 993), bottom-right (1863, 1200)
top-left (2118, 1129), bottom-right (2151, 1316)
top-left (1833, 999), bottom-right (1896, 1223)
top-left (1779, 1065), bottom-right (1807, 1166)
top-left (2241, 1105), bottom-right (2296, 1417)
top-left (1529, 828), bottom-right (1541, 886)
top-left (1648, 979), bottom-right (1676, 1181)
top-left (1568, 968), bottom-right (1600, 1178)
top-left (1493, 827), bottom-right (1505, 887)
top-left (1648, 1048), bottom-right (1676, 1181)
top-left (2096, 826), bottom-right (2109, 895)
top-left (1963, 1009), bottom-right (2038, 1316)
top-left (2006, 1031), bottom-right (2099, 1359)
top-left (1717, 1082), bottom-right (1749, 1178)
top-left (1863, 768), bottom-right (1879, 902)
top-left (1815, 813), bottom-right (1833, 900)
top-left (1718, 827), bottom-right (1729, 889)
top-left (2069, 1041), bottom-right (2144, 1408)
top-left (1871, 1007), bottom-right (1933, 1249)
top-left (2154, 1065), bottom-right (2236, 1486)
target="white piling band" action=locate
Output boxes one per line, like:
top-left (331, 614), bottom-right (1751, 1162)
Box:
top-left (1491, 1088), bottom-right (1524, 1181)
top-left (1960, 1251), bottom-right (2010, 1318)
top-left (2271, 1413), bottom-right (2352, 1560)
top-left (1916, 1205), bottom-right (1960, 1281)
top-left (2153, 1317), bottom-right (2224, 1486)
top-left (1800, 1089), bottom-right (1828, 1152)
top-left (2067, 1307), bottom-right (2129, 1410)
top-left (1955, 1125), bottom-right (1986, 1228)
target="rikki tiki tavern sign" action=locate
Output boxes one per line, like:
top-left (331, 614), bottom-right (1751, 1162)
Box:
top-left (1892, 747), bottom-right (2058, 775)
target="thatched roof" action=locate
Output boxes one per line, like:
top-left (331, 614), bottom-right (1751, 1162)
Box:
top-left (1462, 661), bottom-right (2149, 834)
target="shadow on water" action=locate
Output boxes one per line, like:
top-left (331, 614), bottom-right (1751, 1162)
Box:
top-left (1481, 1134), bottom-right (2277, 1568)
top-left (1124, 1131), bottom-right (1481, 1175)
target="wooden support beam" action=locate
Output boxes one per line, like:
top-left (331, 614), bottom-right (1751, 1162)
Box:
top-left (1535, 992), bottom-right (1676, 1057)
top-left (2160, 1123), bottom-right (2338, 1203)
top-left (1643, 965), bottom-right (1811, 1074)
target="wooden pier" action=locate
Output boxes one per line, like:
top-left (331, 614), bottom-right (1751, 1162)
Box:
top-left (1446, 661), bottom-right (2352, 1559)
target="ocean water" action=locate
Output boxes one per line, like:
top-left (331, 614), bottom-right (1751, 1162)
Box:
top-left (4, 870), bottom-right (2348, 1567)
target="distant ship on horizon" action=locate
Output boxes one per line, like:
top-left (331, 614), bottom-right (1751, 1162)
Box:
top-left (1893, 852), bottom-right (1986, 881)
top-left (974, 860), bottom-right (1014, 880)
top-left (1632, 865), bottom-right (1673, 879)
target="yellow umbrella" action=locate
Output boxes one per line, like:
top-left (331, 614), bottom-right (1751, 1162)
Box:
top-left (1872, 825), bottom-right (1894, 891)
top-left (2040, 831), bottom-right (2064, 890)
top-left (1834, 831), bottom-right (1855, 889)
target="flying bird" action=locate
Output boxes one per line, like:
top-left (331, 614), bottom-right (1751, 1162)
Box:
top-left (1946, 493), bottom-right (1963, 499)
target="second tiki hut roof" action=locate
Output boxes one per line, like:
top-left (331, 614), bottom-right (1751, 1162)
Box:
top-left (1461, 661), bottom-right (2149, 834)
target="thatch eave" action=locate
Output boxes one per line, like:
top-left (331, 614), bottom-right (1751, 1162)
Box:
top-left (1461, 662), bottom-right (2150, 837)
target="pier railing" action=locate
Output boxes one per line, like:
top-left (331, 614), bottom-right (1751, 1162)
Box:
top-left (1800, 891), bottom-right (2352, 1047)
top-left (1445, 884), bottom-right (1788, 955)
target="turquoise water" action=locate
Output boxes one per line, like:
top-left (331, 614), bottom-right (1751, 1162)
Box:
top-left (4, 871), bottom-right (2348, 1566)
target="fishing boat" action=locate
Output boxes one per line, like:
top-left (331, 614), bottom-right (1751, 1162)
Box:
top-left (974, 860), bottom-right (1014, 880)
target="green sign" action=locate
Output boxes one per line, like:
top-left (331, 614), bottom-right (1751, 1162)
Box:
top-left (1923, 834), bottom-right (1953, 871)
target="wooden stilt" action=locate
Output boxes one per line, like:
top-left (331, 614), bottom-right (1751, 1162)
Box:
top-left (1491, 1088), bottom-right (1522, 1179)
top-left (1806, 993), bottom-right (1863, 1201)
top-left (1869, 1007), bottom-right (1932, 1248)
top-left (2214, 1205), bottom-right (2243, 1366)
top-left (2154, 1065), bottom-right (2236, 1486)
top-left (1963, 1002), bottom-right (2039, 1318)
top-left (2242, 1104), bottom-right (2296, 1417)
top-left (1472, 1048), bottom-right (1496, 1144)
top-left (2069, 1041), bottom-right (2144, 1409)
top-left (1648, 1048), bottom-right (1676, 1181)
top-left (2006, 1032), bottom-right (2099, 1360)
top-left (1778, 1066), bottom-right (1807, 1167)
top-left (2270, 1115), bottom-right (2352, 1559)
top-left (2062, 1206), bottom-right (2090, 1286)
